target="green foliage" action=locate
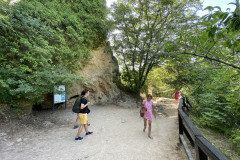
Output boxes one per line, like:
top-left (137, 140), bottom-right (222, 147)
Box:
top-left (165, 61), bottom-right (240, 150)
top-left (176, 1), bottom-right (240, 137)
top-left (12, 106), bottom-right (25, 116)
top-left (0, 0), bottom-right (107, 106)
top-left (159, 56), bottom-right (240, 152)
top-left (145, 66), bottom-right (176, 98)
top-left (111, 0), bottom-right (201, 94)
top-left (160, 1), bottom-right (240, 149)
top-left (203, 0), bottom-right (240, 32)
top-left (110, 0), bottom-right (240, 153)
top-left (181, 66), bottom-right (240, 129)
top-left (120, 70), bottom-right (139, 94)
top-left (170, 0), bottom-right (240, 70)
top-left (231, 128), bottom-right (240, 151)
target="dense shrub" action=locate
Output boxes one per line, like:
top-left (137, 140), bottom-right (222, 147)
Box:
top-left (0, 0), bottom-right (107, 105)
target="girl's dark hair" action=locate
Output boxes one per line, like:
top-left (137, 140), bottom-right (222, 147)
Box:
top-left (147, 94), bottom-right (152, 99)
top-left (81, 89), bottom-right (89, 96)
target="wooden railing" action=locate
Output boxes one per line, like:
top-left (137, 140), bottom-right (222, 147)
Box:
top-left (178, 97), bottom-right (229, 160)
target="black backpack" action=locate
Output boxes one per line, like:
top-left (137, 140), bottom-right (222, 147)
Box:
top-left (72, 96), bottom-right (81, 113)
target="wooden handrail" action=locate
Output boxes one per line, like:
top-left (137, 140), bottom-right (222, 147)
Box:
top-left (178, 97), bottom-right (229, 160)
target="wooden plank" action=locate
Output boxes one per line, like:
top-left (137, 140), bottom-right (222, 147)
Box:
top-left (178, 98), bottom-right (184, 109)
top-left (183, 97), bottom-right (190, 111)
top-left (179, 114), bottom-right (184, 135)
top-left (180, 134), bottom-right (194, 160)
top-left (183, 126), bottom-right (195, 147)
top-left (196, 136), bottom-right (229, 160)
top-left (195, 145), bottom-right (208, 160)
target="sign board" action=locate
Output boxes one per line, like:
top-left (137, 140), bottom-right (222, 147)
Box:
top-left (54, 85), bottom-right (66, 104)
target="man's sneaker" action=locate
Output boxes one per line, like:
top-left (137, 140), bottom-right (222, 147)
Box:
top-left (75, 137), bottom-right (83, 141)
top-left (86, 132), bottom-right (93, 136)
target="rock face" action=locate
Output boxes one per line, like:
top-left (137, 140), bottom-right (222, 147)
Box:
top-left (40, 45), bottom-right (140, 110)
top-left (67, 46), bottom-right (121, 107)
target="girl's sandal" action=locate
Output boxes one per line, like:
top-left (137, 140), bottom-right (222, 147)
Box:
top-left (148, 135), bottom-right (153, 139)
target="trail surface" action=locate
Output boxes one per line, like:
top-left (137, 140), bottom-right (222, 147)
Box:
top-left (0, 99), bottom-right (187, 160)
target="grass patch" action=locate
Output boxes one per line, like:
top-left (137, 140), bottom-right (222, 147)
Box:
top-left (189, 114), bottom-right (240, 160)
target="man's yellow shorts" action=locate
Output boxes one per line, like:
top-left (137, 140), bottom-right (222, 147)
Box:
top-left (78, 113), bottom-right (87, 125)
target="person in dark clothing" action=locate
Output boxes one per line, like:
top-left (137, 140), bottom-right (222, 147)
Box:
top-left (73, 103), bottom-right (90, 129)
top-left (75, 89), bottom-right (93, 141)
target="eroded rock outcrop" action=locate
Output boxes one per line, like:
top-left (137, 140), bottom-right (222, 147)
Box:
top-left (67, 45), bottom-right (121, 106)
top-left (40, 45), bottom-right (139, 109)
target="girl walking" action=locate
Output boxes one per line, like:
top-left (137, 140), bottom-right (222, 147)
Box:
top-left (174, 91), bottom-right (180, 104)
top-left (142, 94), bottom-right (156, 139)
top-left (75, 89), bottom-right (93, 141)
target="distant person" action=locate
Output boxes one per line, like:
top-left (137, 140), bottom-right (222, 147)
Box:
top-left (75, 89), bottom-right (93, 141)
top-left (174, 91), bottom-right (180, 104)
top-left (142, 94), bottom-right (156, 139)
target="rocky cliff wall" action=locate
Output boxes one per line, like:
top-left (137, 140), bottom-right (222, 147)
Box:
top-left (41, 45), bottom-right (139, 110)
top-left (67, 46), bottom-right (120, 106)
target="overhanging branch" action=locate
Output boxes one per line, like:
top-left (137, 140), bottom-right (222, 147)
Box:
top-left (180, 52), bottom-right (240, 69)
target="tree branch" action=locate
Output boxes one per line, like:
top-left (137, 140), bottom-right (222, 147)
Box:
top-left (180, 52), bottom-right (240, 69)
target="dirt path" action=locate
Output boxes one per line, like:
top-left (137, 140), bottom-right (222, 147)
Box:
top-left (0, 99), bottom-right (187, 160)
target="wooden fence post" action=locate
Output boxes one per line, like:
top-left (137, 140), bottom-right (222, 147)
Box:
top-left (178, 113), bottom-right (184, 141)
top-left (195, 146), bottom-right (208, 160)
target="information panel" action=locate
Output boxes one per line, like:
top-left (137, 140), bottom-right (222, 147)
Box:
top-left (54, 85), bottom-right (66, 104)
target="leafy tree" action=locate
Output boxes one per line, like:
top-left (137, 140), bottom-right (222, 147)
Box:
top-left (110, 0), bottom-right (201, 94)
top-left (145, 66), bottom-right (175, 98)
top-left (145, 55), bottom-right (193, 98)
top-left (155, 53), bottom-right (240, 152)
top-left (110, 0), bottom-right (240, 153)
top-left (0, 0), bottom-right (107, 107)
top-left (169, 0), bottom-right (240, 70)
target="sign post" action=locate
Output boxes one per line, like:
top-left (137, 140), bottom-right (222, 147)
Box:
top-left (53, 85), bottom-right (66, 112)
